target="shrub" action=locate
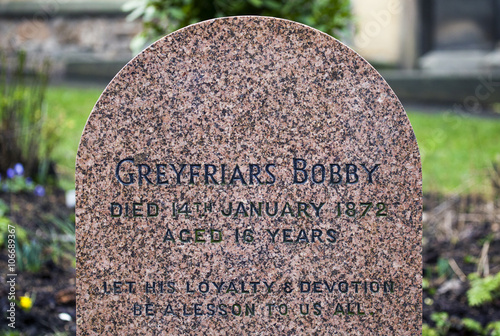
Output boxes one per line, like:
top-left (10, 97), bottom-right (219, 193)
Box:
top-left (486, 321), bottom-right (500, 336)
top-left (123, 0), bottom-right (352, 52)
top-left (16, 239), bottom-right (43, 273)
top-left (422, 323), bottom-right (440, 336)
top-left (1, 162), bottom-right (46, 196)
top-left (0, 50), bottom-right (59, 185)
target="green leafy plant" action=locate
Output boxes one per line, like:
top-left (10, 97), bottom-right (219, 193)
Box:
top-left (16, 239), bottom-right (43, 273)
top-left (0, 50), bottom-right (59, 184)
top-left (467, 271), bottom-right (500, 306)
top-left (424, 313), bottom-right (497, 335)
top-left (0, 200), bottom-right (28, 248)
top-left (422, 277), bottom-right (430, 289)
top-left (45, 215), bottom-right (75, 267)
top-left (462, 317), bottom-right (483, 334)
top-left (431, 312), bottom-right (451, 335)
top-left (0, 217), bottom-right (28, 248)
top-left (422, 323), bottom-right (440, 336)
top-left (424, 316), bottom-right (500, 336)
top-left (0, 331), bottom-right (22, 336)
top-left (0, 198), bottom-right (8, 216)
top-left (2, 175), bottom-right (33, 193)
top-left (1, 163), bottom-right (47, 197)
top-left (3, 213), bottom-right (75, 272)
top-left (460, 318), bottom-right (500, 335)
top-left (485, 321), bottom-right (500, 336)
top-left (464, 254), bottom-right (478, 264)
top-left (436, 257), bottom-right (452, 278)
top-left (123, 0), bottom-right (351, 52)
top-left (2, 164), bottom-right (34, 193)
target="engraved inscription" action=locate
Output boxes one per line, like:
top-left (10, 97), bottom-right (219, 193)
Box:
top-left (115, 158), bottom-right (381, 186)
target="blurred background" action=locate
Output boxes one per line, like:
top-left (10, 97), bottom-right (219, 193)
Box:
top-left (0, 0), bottom-right (499, 335)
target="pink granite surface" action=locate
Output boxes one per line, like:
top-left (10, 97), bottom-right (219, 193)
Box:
top-left (76, 16), bottom-right (422, 335)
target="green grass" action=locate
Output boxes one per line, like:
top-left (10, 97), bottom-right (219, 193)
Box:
top-left (45, 86), bottom-right (102, 190)
top-left (408, 111), bottom-right (500, 196)
top-left (45, 85), bottom-right (500, 196)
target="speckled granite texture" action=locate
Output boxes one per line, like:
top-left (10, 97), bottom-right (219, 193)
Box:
top-left (76, 16), bottom-right (422, 335)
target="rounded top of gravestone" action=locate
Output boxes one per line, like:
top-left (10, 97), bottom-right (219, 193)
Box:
top-left (77, 16), bottom-right (422, 335)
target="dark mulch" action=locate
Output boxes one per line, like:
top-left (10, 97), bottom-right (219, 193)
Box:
top-left (423, 194), bottom-right (500, 334)
top-left (0, 190), bottom-right (76, 335)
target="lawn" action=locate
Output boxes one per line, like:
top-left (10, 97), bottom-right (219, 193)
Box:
top-left (46, 85), bottom-right (500, 196)
top-left (408, 111), bottom-right (500, 196)
top-left (45, 86), bottom-right (103, 190)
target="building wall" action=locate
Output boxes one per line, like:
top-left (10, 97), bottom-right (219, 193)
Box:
top-left (351, 0), bottom-right (413, 67)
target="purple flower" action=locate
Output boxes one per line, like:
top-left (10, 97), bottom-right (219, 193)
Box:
top-left (6, 168), bottom-right (15, 179)
top-left (14, 163), bottom-right (24, 176)
top-left (34, 185), bottom-right (45, 197)
top-left (26, 177), bottom-right (33, 186)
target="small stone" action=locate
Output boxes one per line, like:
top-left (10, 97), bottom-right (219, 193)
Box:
top-left (58, 312), bottom-right (72, 322)
top-left (65, 189), bottom-right (76, 208)
top-left (55, 287), bottom-right (76, 305)
top-left (437, 279), bottom-right (463, 295)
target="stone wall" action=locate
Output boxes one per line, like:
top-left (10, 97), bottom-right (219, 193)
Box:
top-left (0, 1), bottom-right (140, 80)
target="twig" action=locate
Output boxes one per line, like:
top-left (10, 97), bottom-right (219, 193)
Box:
top-left (448, 258), bottom-right (467, 282)
top-left (477, 241), bottom-right (490, 277)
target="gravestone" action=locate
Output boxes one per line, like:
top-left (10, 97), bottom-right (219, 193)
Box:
top-left (76, 16), bottom-right (422, 335)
